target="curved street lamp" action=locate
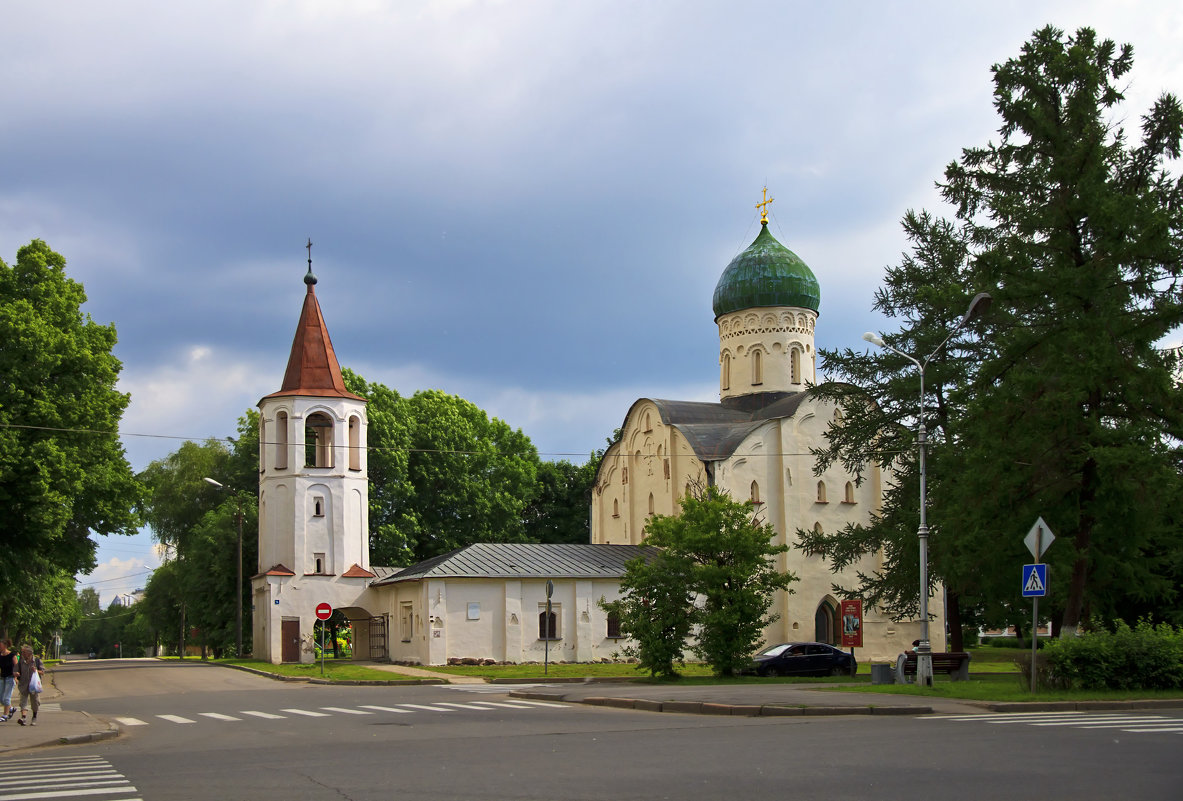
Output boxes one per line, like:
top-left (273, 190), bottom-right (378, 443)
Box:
top-left (204, 477), bottom-right (245, 659)
top-left (862, 291), bottom-right (991, 686)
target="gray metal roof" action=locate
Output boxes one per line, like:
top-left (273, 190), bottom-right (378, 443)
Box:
top-left (644, 391), bottom-right (812, 463)
top-left (370, 543), bottom-right (660, 585)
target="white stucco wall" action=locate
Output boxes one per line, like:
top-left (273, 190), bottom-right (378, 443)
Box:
top-left (590, 392), bottom-right (943, 664)
top-left (375, 577), bottom-right (630, 666)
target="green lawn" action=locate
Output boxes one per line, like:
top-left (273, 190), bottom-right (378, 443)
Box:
top-left (218, 658), bottom-right (418, 682)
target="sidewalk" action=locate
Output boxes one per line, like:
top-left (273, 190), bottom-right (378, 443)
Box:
top-left (0, 673), bottom-right (118, 756)
top-left (507, 680), bottom-right (1183, 718)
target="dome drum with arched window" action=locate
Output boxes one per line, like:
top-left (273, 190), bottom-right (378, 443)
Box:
top-left (714, 221), bottom-right (821, 399)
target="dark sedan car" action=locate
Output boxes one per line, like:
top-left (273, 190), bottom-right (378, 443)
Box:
top-left (748, 642), bottom-right (857, 677)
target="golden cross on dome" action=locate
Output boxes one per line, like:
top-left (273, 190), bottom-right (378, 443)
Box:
top-left (756, 186), bottom-right (774, 224)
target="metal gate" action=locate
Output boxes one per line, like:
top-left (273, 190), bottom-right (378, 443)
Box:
top-left (368, 615), bottom-right (388, 661)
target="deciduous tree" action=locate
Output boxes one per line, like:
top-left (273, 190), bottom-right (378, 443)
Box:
top-left (0, 240), bottom-right (141, 640)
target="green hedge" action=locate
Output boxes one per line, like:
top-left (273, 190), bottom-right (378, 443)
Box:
top-left (1043, 620), bottom-right (1183, 690)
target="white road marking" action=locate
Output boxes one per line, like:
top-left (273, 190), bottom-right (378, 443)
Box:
top-left (395, 703), bottom-right (455, 712)
top-left (435, 702), bottom-right (496, 710)
top-left (114, 717), bottom-right (149, 726)
top-left (280, 709), bottom-right (331, 717)
top-left (240, 710), bottom-right (286, 719)
top-left (319, 707), bottom-right (374, 715)
top-left (0, 755), bottom-right (140, 801)
top-left (506, 699), bottom-right (569, 708)
top-left (359, 705), bottom-right (413, 714)
top-left (925, 711), bottom-right (1183, 735)
top-left (199, 712), bottom-right (241, 721)
top-left (468, 701), bottom-right (536, 709)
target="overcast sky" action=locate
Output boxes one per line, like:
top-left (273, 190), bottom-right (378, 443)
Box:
top-left (3, 2), bottom-right (1179, 606)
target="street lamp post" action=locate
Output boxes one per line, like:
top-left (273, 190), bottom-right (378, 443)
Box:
top-left (863, 292), bottom-right (990, 687)
top-left (204, 477), bottom-right (244, 659)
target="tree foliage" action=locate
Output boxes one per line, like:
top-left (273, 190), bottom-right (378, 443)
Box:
top-left (600, 549), bottom-right (695, 678)
top-left (521, 457), bottom-right (602, 545)
top-left (138, 415), bottom-right (259, 657)
top-left (806, 26), bottom-right (1183, 644)
top-left (344, 371), bottom-right (541, 564)
top-left (604, 485), bottom-right (795, 677)
top-left (0, 239), bottom-right (142, 642)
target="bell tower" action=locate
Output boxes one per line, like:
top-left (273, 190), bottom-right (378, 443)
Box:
top-left (252, 244), bottom-right (372, 663)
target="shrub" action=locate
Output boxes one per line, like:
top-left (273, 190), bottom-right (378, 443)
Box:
top-left (1044, 619), bottom-right (1183, 690)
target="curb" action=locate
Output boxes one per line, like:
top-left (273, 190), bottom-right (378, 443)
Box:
top-left (488, 676), bottom-right (639, 685)
top-left (217, 662), bottom-right (445, 686)
top-left (59, 729), bottom-right (120, 746)
top-left (508, 691), bottom-right (934, 718)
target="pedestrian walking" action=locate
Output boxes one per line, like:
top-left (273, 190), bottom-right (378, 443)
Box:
top-left (0, 640), bottom-right (15, 721)
top-left (14, 644), bottom-right (44, 726)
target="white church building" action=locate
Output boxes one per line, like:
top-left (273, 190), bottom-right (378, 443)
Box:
top-left (251, 204), bottom-right (940, 665)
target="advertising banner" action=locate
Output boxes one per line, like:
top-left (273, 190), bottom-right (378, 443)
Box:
top-left (840, 599), bottom-right (863, 648)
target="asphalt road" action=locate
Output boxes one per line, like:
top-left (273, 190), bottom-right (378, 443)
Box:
top-left (30, 660), bottom-right (1183, 801)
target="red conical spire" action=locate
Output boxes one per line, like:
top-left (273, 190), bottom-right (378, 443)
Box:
top-left (261, 246), bottom-right (365, 402)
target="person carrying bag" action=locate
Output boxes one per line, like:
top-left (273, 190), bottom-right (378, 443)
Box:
top-left (15, 645), bottom-right (44, 727)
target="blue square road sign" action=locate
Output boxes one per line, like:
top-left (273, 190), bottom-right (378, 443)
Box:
top-left (1022, 563), bottom-right (1048, 597)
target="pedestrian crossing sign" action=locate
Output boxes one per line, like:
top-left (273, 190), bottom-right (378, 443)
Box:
top-left (1022, 563), bottom-right (1048, 597)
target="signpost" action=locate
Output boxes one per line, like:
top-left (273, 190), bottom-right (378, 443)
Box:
top-left (316, 603), bottom-right (332, 676)
top-left (1022, 518), bottom-right (1053, 692)
top-left (544, 580), bottom-right (554, 676)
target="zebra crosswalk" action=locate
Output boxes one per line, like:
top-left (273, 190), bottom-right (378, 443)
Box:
top-left (921, 711), bottom-right (1183, 735)
top-left (112, 698), bottom-right (566, 728)
top-left (0, 754), bottom-right (140, 801)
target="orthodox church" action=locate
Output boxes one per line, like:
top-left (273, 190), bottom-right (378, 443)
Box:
top-left (251, 200), bottom-right (940, 665)
top-left (591, 194), bottom-right (939, 660)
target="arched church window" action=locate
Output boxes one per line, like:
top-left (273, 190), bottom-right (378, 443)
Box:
top-left (612, 498), bottom-right (620, 518)
top-left (816, 481), bottom-right (827, 503)
top-left (752, 349), bottom-right (763, 385)
top-left (648, 493), bottom-right (655, 516)
top-left (275, 411), bottom-right (289, 470)
top-left (305, 412), bottom-right (334, 468)
top-left (844, 482), bottom-right (855, 504)
top-left (721, 353), bottom-right (731, 390)
top-left (750, 481), bottom-right (761, 505)
top-left (348, 415), bottom-right (361, 471)
top-left (791, 348), bottom-right (801, 384)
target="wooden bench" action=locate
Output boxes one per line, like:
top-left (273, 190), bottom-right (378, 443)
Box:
top-left (893, 651), bottom-right (971, 683)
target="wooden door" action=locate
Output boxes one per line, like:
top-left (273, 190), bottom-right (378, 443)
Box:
top-left (281, 619), bottom-right (300, 663)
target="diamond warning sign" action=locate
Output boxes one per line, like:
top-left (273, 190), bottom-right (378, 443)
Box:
top-left (1022, 564), bottom-right (1048, 597)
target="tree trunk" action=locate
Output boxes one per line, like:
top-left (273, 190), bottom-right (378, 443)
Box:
top-left (1061, 456), bottom-right (1097, 638)
top-left (946, 591), bottom-right (964, 652)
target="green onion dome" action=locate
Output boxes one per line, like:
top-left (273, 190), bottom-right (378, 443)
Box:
top-left (712, 223), bottom-right (820, 319)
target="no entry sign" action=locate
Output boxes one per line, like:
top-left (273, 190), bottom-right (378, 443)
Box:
top-left (315, 602), bottom-right (333, 621)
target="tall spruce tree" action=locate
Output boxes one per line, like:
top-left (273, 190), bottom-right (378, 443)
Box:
top-left (805, 26), bottom-right (1183, 644)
